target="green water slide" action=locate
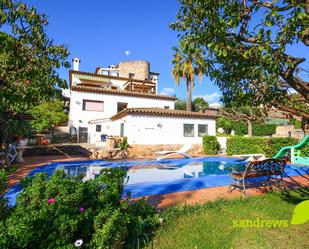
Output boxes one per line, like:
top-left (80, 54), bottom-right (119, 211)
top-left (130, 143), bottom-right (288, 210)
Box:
top-left (273, 135), bottom-right (309, 165)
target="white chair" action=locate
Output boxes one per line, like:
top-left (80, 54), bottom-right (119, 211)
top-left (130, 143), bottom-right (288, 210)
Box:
top-left (156, 144), bottom-right (193, 160)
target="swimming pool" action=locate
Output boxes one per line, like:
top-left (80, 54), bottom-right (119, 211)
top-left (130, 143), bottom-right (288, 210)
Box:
top-left (5, 157), bottom-right (309, 206)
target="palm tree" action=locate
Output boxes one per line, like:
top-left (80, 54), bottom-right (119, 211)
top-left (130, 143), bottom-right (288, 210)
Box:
top-left (171, 40), bottom-right (204, 112)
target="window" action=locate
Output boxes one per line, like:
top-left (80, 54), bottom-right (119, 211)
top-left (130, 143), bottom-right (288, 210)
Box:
top-left (198, 124), bottom-right (208, 137)
top-left (117, 102), bottom-right (128, 113)
top-left (110, 72), bottom-right (119, 77)
top-left (183, 124), bottom-right (194, 137)
top-left (111, 86), bottom-right (117, 90)
top-left (82, 100), bottom-right (104, 111)
top-left (96, 125), bottom-right (101, 132)
top-left (101, 70), bottom-right (109, 75)
top-left (164, 106), bottom-right (170, 109)
top-left (129, 73), bottom-right (135, 79)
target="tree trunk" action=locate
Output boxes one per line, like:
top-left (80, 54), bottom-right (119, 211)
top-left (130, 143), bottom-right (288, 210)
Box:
top-left (186, 79), bottom-right (192, 112)
top-left (247, 120), bottom-right (253, 137)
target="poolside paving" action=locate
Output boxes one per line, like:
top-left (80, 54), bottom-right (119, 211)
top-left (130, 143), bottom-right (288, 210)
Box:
top-left (7, 155), bottom-right (89, 188)
top-left (7, 155), bottom-right (309, 209)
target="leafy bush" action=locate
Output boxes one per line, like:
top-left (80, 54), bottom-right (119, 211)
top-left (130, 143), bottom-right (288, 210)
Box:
top-left (0, 170), bottom-right (7, 220)
top-left (267, 137), bottom-right (298, 157)
top-left (0, 170), bottom-right (6, 195)
top-left (203, 136), bottom-right (220, 155)
top-left (29, 100), bottom-right (68, 133)
top-left (300, 144), bottom-right (309, 157)
top-left (252, 123), bottom-right (276, 136)
top-left (120, 137), bottom-right (129, 150)
top-left (0, 168), bottom-right (159, 248)
top-left (227, 136), bottom-right (299, 157)
top-left (226, 136), bottom-right (268, 155)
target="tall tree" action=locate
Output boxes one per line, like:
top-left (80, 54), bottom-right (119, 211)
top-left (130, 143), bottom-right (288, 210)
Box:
top-left (171, 0), bottom-right (309, 125)
top-left (171, 39), bottom-right (204, 111)
top-left (220, 106), bottom-right (266, 137)
top-left (0, 0), bottom-right (69, 166)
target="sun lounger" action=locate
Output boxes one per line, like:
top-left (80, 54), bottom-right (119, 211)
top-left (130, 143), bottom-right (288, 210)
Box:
top-left (156, 144), bottom-right (193, 160)
top-left (233, 154), bottom-right (266, 162)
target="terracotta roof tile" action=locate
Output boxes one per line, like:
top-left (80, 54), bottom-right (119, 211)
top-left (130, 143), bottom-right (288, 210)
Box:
top-left (111, 108), bottom-right (218, 121)
top-left (71, 85), bottom-right (177, 100)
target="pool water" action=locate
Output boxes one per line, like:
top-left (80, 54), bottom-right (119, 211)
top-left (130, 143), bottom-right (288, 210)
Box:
top-left (4, 157), bottom-right (309, 205)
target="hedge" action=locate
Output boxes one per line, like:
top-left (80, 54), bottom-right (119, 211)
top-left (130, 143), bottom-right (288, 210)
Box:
top-left (203, 136), bottom-right (221, 155)
top-left (227, 136), bottom-right (299, 157)
top-left (217, 117), bottom-right (277, 136)
top-left (252, 123), bottom-right (277, 136)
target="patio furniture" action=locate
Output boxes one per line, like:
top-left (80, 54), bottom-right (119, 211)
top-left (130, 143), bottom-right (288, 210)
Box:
top-left (228, 158), bottom-right (287, 195)
top-left (156, 144), bottom-right (193, 160)
top-left (0, 144), bottom-right (18, 167)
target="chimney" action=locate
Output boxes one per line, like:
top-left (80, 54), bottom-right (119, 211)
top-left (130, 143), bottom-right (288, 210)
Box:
top-left (72, 57), bottom-right (81, 71)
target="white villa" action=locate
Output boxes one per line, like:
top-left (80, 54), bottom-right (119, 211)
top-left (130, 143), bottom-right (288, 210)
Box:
top-left (67, 58), bottom-right (217, 145)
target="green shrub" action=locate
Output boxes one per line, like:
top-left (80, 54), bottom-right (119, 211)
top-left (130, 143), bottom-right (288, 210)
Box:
top-left (267, 137), bottom-right (298, 157)
top-left (227, 136), bottom-right (299, 157)
top-left (0, 170), bottom-right (6, 194)
top-left (231, 120), bottom-right (248, 135)
top-left (203, 136), bottom-right (220, 155)
top-left (0, 168), bottom-right (159, 248)
top-left (300, 144), bottom-right (309, 157)
top-left (120, 137), bottom-right (129, 150)
top-left (252, 123), bottom-right (276, 136)
top-left (0, 170), bottom-right (7, 220)
top-left (226, 136), bottom-right (268, 155)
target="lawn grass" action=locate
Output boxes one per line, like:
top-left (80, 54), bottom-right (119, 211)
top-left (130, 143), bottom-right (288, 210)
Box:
top-left (146, 188), bottom-right (309, 249)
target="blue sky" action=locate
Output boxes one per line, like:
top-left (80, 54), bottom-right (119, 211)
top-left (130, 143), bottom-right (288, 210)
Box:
top-left (23, 1), bottom-right (308, 105)
top-left (23, 0), bottom-right (221, 105)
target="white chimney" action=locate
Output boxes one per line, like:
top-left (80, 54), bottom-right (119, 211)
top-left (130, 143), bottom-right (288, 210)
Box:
top-left (72, 57), bottom-right (81, 71)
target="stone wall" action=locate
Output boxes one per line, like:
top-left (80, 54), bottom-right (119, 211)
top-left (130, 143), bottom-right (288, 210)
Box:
top-left (127, 144), bottom-right (204, 158)
top-left (89, 148), bottom-right (128, 160)
top-left (273, 125), bottom-right (304, 140)
top-left (119, 61), bottom-right (150, 80)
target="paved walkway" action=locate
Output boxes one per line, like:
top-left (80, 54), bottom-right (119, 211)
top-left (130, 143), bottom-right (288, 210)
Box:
top-left (7, 156), bottom-right (309, 209)
top-left (7, 155), bottom-right (88, 188)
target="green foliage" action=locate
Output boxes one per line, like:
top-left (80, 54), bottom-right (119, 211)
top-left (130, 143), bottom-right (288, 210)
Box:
top-left (175, 98), bottom-right (209, 113)
top-left (290, 118), bottom-right (302, 129)
top-left (171, 39), bottom-right (205, 111)
top-left (217, 117), bottom-right (247, 135)
top-left (203, 136), bottom-right (220, 155)
top-left (0, 169), bottom-right (6, 194)
top-left (0, 169), bottom-right (7, 220)
top-left (267, 137), bottom-right (298, 157)
top-left (217, 117), bottom-right (276, 136)
top-left (300, 144), bottom-right (309, 157)
top-left (120, 137), bottom-right (129, 150)
top-left (192, 97), bottom-right (209, 112)
top-left (29, 100), bottom-right (68, 133)
top-left (0, 1), bottom-right (70, 114)
top-left (171, 1), bottom-right (309, 118)
top-left (252, 123), bottom-right (277, 136)
top-left (175, 99), bottom-right (187, 111)
top-left (227, 136), bottom-right (268, 155)
top-left (0, 168), bottom-right (159, 248)
top-left (226, 136), bottom-right (298, 156)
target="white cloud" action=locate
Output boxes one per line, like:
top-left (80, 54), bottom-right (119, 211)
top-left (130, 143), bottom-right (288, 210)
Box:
top-left (193, 92), bottom-right (221, 104)
top-left (209, 102), bottom-right (222, 108)
top-left (125, 50), bottom-right (131, 56)
top-left (160, 87), bottom-right (175, 96)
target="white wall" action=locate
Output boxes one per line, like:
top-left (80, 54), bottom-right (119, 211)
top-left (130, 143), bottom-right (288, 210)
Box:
top-left (113, 115), bottom-right (216, 145)
top-left (69, 90), bottom-right (175, 134)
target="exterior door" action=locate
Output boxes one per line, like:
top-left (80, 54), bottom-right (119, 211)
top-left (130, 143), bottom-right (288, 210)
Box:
top-left (78, 127), bottom-right (88, 143)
